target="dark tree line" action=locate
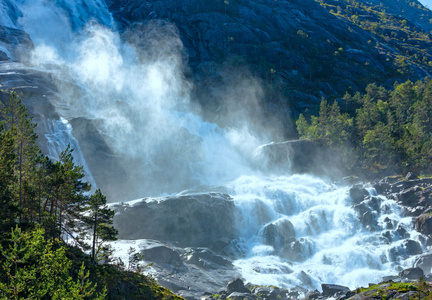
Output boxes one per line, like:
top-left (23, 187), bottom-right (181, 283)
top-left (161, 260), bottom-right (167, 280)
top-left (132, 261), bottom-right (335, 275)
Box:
top-left (0, 92), bottom-right (117, 298)
top-left (297, 77), bottom-right (432, 175)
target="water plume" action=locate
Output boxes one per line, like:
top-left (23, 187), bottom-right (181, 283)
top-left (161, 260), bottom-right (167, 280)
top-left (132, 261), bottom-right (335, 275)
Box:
top-left (12, 1), bottom-right (271, 198)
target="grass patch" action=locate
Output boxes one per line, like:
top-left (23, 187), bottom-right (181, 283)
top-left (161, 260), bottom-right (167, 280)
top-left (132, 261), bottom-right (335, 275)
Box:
top-left (356, 282), bottom-right (418, 294)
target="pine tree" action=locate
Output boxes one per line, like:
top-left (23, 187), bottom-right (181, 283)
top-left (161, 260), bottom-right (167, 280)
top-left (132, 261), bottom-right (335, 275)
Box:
top-left (0, 124), bottom-right (18, 234)
top-left (81, 189), bottom-right (118, 266)
top-left (0, 226), bottom-right (106, 299)
top-left (1, 93), bottom-right (39, 224)
top-left (43, 145), bottom-right (91, 241)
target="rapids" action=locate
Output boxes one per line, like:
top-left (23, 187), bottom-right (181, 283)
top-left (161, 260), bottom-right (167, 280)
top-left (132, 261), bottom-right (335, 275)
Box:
top-left (227, 175), bottom-right (422, 290)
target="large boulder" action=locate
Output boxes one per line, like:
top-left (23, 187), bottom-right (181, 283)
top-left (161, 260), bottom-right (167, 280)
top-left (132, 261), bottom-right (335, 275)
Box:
top-left (388, 240), bottom-right (423, 261)
top-left (415, 214), bottom-right (432, 236)
top-left (254, 140), bottom-right (346, 177)
top-left (262, 218), bottom-right (296, 249)
top-left (398, 267), bottom-right (424, 280)
top-left (280, 238), bottom-right (315, 262)
top-left (414, 254), bottom-right (432, 275)
top-left (405, 172), bottom-right (418, 181)
top-left (142, 245), bottom-right (182, 265)
top-left (398, 187), bottom-right (422, 207)
top-left (321, 284), bottom-right (350, 297)
top-left (112, 193), bottom-right (237, 248)
top-left (226, 278), bottom-right (250, 294)
top-left (349, 185), bottom-right (369, 205)
top-left (184, 248), bottom-right (233, 270)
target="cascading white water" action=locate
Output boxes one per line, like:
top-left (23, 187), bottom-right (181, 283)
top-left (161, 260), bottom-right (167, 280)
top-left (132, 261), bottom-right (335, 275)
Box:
top-left (1, 0), bottom-right (429, 293)
top-left (227, 175), bottom-right (425, 290)
top-left (43, 117), bottom-right (96, 187)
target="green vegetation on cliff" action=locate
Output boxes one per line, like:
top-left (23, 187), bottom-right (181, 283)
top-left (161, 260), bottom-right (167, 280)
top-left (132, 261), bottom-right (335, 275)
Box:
top-left (297, 77), bottom-right (432, 176)
top-left (319, 0), bottom-right (432, 72)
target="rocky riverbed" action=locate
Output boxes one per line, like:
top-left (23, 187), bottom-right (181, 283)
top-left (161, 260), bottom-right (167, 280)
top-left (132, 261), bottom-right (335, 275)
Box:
top-left (108, 173), bottom-right (432, 300)
top-left (200, 272), bottom-right (432, 300)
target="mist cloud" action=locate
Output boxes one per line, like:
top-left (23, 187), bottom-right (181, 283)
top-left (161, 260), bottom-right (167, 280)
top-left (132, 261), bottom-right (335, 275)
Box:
top-left (17, 2), bottom-right (284, 198)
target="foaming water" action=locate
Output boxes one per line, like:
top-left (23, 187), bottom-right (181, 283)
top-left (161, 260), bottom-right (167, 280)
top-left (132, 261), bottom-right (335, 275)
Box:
top-left (227, 175), bottom-right (425, 290)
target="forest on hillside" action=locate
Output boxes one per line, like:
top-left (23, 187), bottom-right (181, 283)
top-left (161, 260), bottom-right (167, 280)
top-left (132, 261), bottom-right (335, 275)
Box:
top-left (0, 93), bottom-right (182, 299)
top-left (297, 77), bottom-right (432, 176)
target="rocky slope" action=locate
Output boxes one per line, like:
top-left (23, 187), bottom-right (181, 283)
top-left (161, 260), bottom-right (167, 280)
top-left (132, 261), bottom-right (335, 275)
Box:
top-left (105, 0), bottom-right (432, 128)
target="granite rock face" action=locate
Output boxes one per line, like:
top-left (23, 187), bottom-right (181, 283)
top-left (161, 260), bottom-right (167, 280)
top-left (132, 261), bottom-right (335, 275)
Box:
top-left (254, 139), bottom-right (345, 178)
top-left (112, 193), bottom-right (237, 248)
top-left (105, 0), bottom-right (432, 125)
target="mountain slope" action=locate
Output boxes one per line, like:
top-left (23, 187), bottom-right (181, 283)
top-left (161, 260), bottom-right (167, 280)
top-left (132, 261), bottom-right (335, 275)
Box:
top-left (105, 0), bottom-right (432, 126)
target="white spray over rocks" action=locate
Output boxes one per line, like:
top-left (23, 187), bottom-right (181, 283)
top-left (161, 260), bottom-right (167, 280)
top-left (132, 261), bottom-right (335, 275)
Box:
top-left (227, 175), bottom-right (425, 290)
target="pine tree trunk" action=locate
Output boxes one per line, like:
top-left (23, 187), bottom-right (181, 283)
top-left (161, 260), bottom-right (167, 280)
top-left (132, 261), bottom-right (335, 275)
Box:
top-left (38, 180), bottom-right (41, 224)
top-left (92, 212), bottom-right (97, 266)
top-left (19, 140), bottom-right (22, 223)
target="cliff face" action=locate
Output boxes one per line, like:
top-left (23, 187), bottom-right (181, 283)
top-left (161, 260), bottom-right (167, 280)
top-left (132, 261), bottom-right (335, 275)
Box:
top-left (105, 0), bottom-right (432, 124)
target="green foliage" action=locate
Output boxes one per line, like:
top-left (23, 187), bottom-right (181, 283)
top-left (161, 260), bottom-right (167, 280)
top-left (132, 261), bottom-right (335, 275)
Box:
top-left (92, 264), bottom-right (183, 300)
top-left (0, 92), bottom-right (181, 300)
top-left (297, 100), bottom-right (354, 168)
top-left (79, 189), bottom-right (118, 266)
top-left (0, 226), bottom-right (106, 299)
top-left (127, 247), bottom-right (145, 272)
top-left (296, 77), bottom-right (432, 174)
top-left (0, 93), bottom-right (40, 224)
top-left (0, 124), bottom-right (18, 234)
top-left (319, 0), bottom-right (432, 71)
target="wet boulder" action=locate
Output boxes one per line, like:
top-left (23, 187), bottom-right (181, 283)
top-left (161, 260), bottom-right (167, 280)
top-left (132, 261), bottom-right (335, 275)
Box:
top-left (280, 238), bottom-right (315, 262)
top-left (388, 240), bottom-right (423, 261)
top-left (226, 292), bottom-right (254, 300)
top-left (250, 286), bottom-right (289, 300)
top-left (113, 193), bottom-right (236, 249)
top-left (227, 278), bottom-right (250, 294)
top-left (262, 218), bottom-right (296, 249)
top-left (142, 245), bottom-right (182, 265)
top-left (321, 284), bottom-right (350, 297)
top-left (360, 210), bottom-right (378, 231)
top-left (349, 185), bottom-right (369, 205)
top-left (415, 214), bottom-right (432, 236)
top-left (414, 254), bottom-right (432, 275)
top-left (399, 267), bottom-right (424, 280)
top-left (184, 248), bottom-right (233, 270)
top-left (398, 187), bottom-right (421, 207)
top-left (405, 172), bottom-right (418, 181)
top-left (373, 180), bottom-right (391, 195)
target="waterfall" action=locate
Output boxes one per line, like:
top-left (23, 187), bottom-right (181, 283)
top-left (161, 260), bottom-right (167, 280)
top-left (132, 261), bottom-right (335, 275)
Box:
top-left (0, 0), bottom-right (429, 293)
top-left (43, 117), bottom-right (96, 188)
top-left (5, 0), bottom-right (264, 197)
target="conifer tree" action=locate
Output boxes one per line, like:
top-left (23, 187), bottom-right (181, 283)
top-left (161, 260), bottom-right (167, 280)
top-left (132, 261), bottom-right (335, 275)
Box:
top-left (43, 145), bottom-right (91, 241)
top-left (0, 226), bottom-right (106, 299)
top-left (81, 189), bottom-right (118, 266)
top-left (0, 124), bottom-right (18, 234)
top-left (1, 93), bottom-right (39, 224)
